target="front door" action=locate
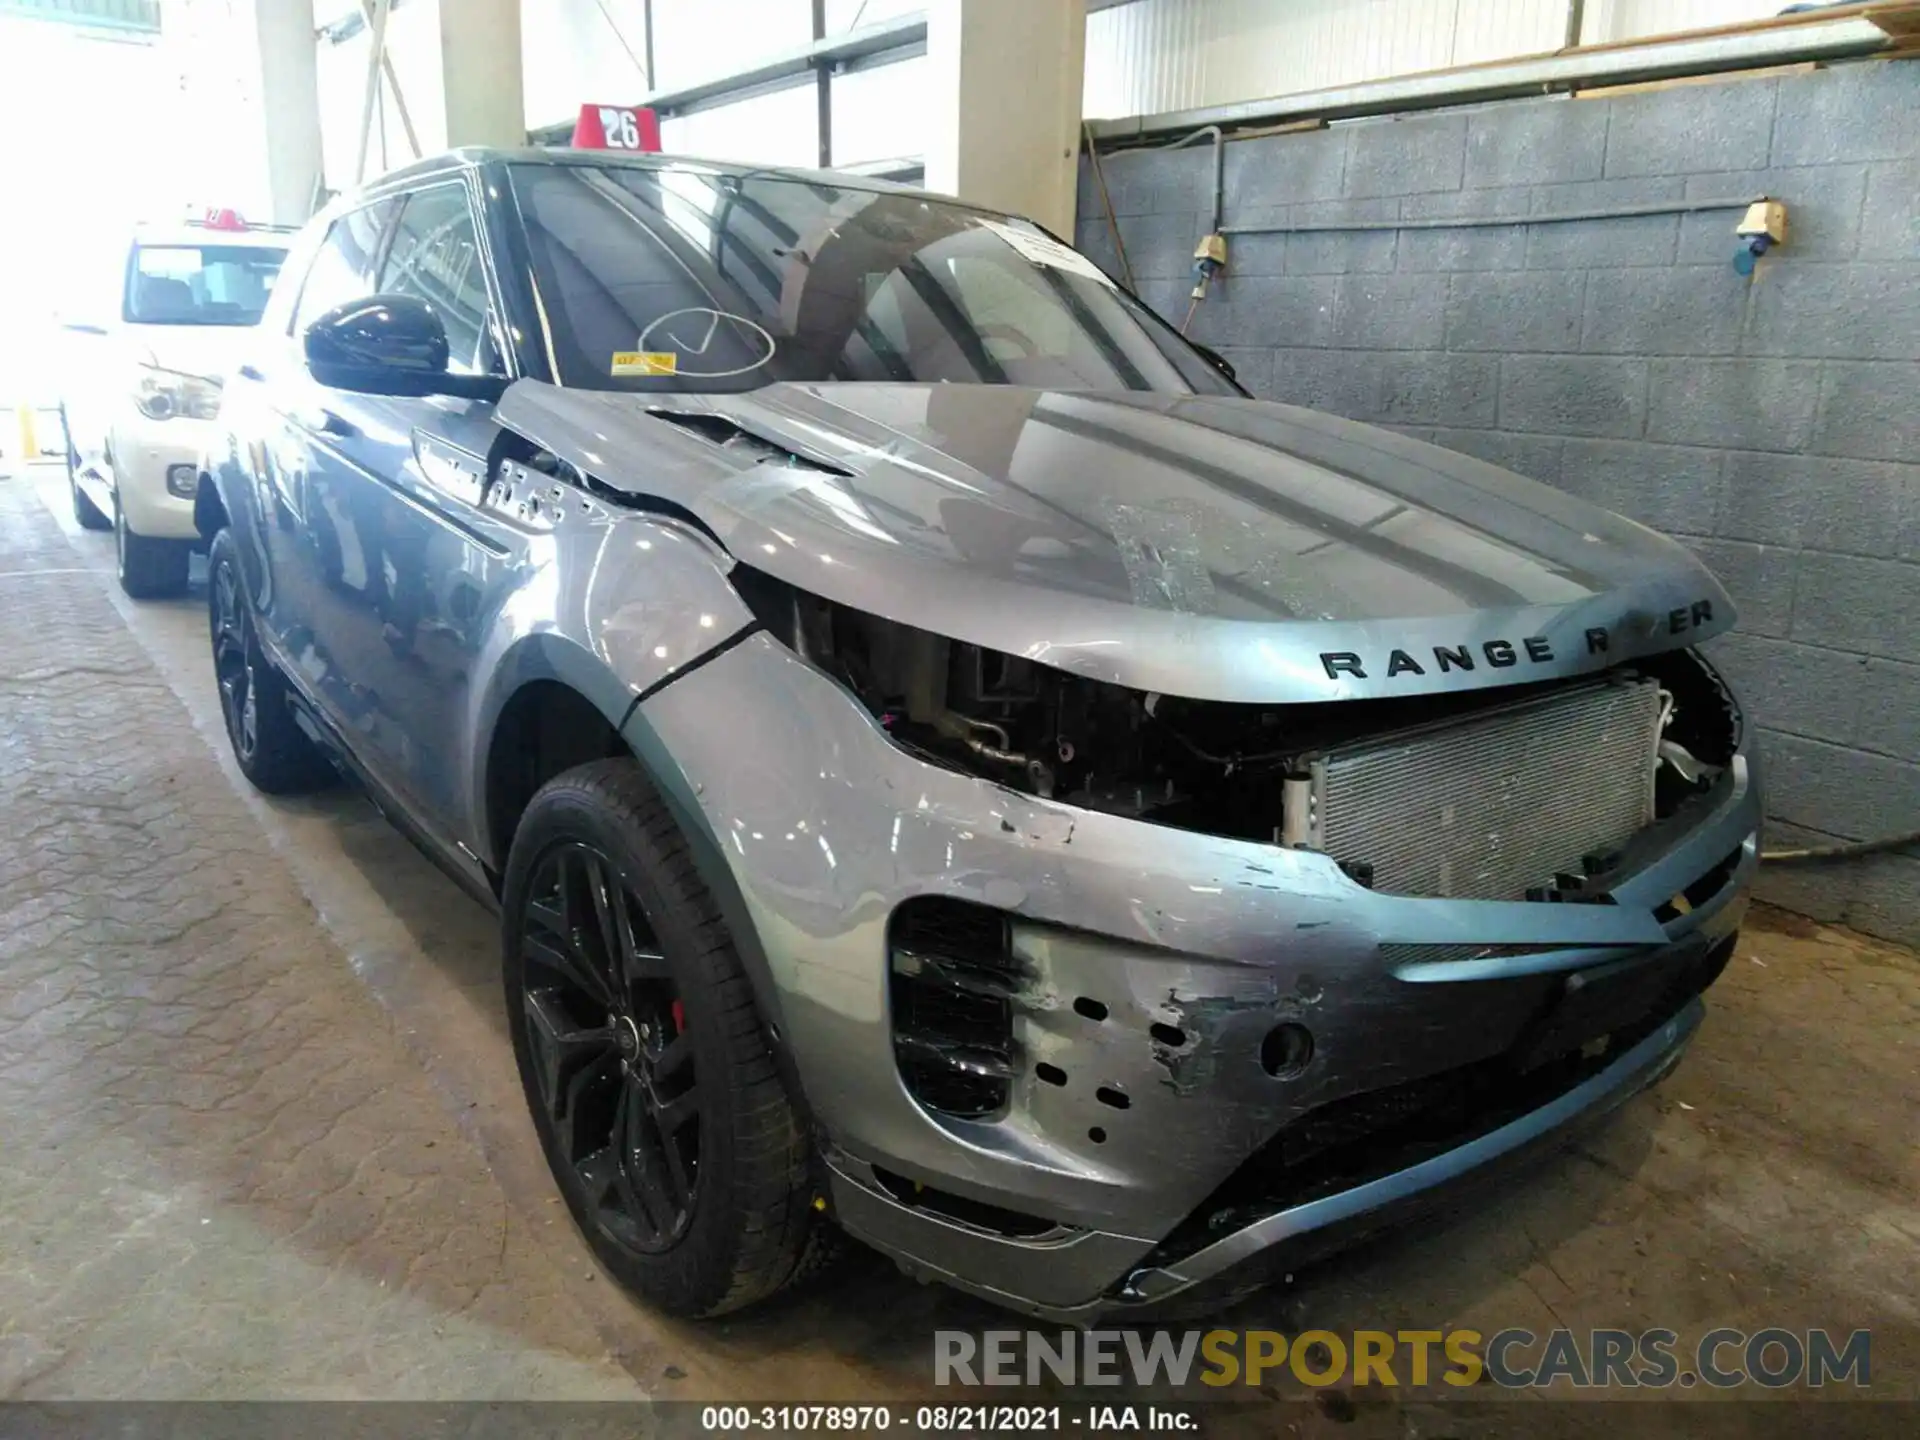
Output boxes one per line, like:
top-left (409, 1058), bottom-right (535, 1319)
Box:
top-left (298, 179), bottom-right (524, 860)
top-left (247, 197), bottom-right (397, 753)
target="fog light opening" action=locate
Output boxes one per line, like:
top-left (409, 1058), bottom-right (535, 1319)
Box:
top-left (165, 464), bottom-right (198, 498)
top-left (1261, 1022), bottom-right (1314, 1079)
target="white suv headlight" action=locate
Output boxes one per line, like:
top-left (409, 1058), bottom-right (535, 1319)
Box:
top-left (135, 366), bottom-right (222, 422)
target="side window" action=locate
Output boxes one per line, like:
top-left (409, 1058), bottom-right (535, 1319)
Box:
top-left (378, 184), bottom-right (498, 375)
top-left (290, 200), bottom-right (394, 337)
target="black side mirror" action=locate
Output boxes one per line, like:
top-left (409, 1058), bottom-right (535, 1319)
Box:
top-left (1186, 340), bottom-right (1236, 383)
top-left (304, 295), bottom-right (504, 401)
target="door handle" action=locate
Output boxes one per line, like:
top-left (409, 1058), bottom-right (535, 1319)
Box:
top-left (238, 364), bottom-right (264, 382)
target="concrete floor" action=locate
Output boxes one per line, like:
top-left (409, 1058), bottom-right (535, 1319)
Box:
top-left (0, 464), bottom-right (1916, 1425)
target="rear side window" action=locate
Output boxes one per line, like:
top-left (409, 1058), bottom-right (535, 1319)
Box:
top-left (378, 183), bottom-right (498, 374)
top-left (124, 244), bottom-right (286, 326)
top-left (290, 200), bottom-right (395, 337)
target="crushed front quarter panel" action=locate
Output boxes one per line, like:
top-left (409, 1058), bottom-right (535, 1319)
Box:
top-left (624, 628), bottom-right (1761, 1311)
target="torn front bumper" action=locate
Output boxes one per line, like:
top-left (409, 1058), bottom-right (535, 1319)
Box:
top-left (1104, 993), bottom-right (1704, 1317)
top-left (628, 632), bottom-right (1760, 1322)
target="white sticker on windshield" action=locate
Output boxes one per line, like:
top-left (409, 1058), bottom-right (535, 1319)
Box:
top-left (977, 219), bottom-right (1115, 286)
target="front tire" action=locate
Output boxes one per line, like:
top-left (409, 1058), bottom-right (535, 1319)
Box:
top-left (502, 758), bottom-right (820, 1317)
top-left (116, 498), bottom-right (190, 598)
top-left (207, 528), bottom-right (333, 794)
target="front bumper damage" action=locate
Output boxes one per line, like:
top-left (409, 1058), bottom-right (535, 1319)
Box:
top-left (629, 632), bottom-right (1761, 1323)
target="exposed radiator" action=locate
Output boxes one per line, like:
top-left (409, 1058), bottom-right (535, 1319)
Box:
top-left (1306, 679), bottom-right (1663, 901)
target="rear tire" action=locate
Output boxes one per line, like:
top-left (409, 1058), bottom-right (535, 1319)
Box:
top-left (502, 758), bottom-right (820, 1317)
top-left (116, 499), bottom-right (190, 599)
top-left (207, 528), bottom-right (333, 794)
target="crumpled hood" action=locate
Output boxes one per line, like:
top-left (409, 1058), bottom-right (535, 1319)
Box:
top-left (497, 380), bottom-right (1733, 703)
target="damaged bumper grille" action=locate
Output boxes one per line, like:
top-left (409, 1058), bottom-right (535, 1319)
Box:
top-left (1113, 973), bottom-right (1718, 1317)
top-left (1306, 678), bottom-right (1665, 900)
top-left (639, 629), bottom-right (1763, 1324)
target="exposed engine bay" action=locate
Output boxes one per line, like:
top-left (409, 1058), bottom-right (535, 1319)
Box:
top-left (735, 567), bottom-right (1740, 894)
top-left (472, 349), bottom-right (1766, 1322)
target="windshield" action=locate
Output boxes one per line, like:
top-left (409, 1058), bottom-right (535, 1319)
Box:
top-left (509, 163), bottom-right (1237, 397)
top-left (123, 243), bottom-right (286, 326)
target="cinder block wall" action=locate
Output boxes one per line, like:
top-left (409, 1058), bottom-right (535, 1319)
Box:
top-left (1076, 61), bottom-right (1920, 944)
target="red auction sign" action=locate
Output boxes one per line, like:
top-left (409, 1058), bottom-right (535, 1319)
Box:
top-left (572, 104), bottom-right (661, 152)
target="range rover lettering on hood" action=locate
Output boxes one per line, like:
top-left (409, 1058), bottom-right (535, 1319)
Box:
top-left (495, 380), bottom-right (1736, 706)
top-left (1324, 597), bottom-right (1716, 681)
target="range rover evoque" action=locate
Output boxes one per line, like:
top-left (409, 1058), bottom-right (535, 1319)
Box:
top-left (198, 147), bottom-right (1760, 1321)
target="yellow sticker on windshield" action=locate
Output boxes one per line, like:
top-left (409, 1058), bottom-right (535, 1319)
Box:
top-left (612, 350), bottom-right (677, 376)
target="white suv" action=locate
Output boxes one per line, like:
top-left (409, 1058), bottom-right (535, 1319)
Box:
top-left (60, 216), bottom-right (290, 597)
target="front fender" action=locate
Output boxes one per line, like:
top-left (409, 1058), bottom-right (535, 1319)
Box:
top-left (462, 503), bottom-right (756, 869)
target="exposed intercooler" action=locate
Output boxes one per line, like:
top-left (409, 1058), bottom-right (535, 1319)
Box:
top-left (1301, 678), bottom-right (1665, 901)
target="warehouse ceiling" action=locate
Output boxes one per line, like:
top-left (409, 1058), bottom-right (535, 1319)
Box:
top-left (0, 0), bottom-right (158, 36)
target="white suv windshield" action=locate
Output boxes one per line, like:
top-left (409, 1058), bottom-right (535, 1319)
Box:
top-left (124, 244), bottom-right (286, 326)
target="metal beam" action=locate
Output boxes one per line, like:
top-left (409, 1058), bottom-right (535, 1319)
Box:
top-left (358, 0), bottom-right (420, 159)
top-left (812, 0), bottom-right (831, 171)
top-left (1563, 0), bottom-right (1586, 51)
top-left (319, 0), bottom-right (409, 44)
top-left (352, 0), bottom-right (391, 184)
top-left (1083, 13), bottom-right (1894, 142)
top-left (532, 9), bottom-right (926, 144)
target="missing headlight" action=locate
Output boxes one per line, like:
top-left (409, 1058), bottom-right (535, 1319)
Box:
top-left (732, 567), bottom-right (1741, 874)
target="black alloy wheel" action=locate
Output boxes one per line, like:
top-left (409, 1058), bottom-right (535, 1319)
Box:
top-left (206, 529), bottom-right (332, 793)
top-left (502, 759), bottom-right (824, 1316)
top-left (210, 548), bottom-right (260, 767)
top-left (519, 840), bottom-right (701, 1252)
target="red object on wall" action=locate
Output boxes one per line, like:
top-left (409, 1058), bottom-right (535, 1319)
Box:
top-left (571, 104), bottom-right (661, 152)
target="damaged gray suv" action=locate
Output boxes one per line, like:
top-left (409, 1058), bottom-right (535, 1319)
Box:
top-left (200, 148), bottom-right (1760, 1321)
